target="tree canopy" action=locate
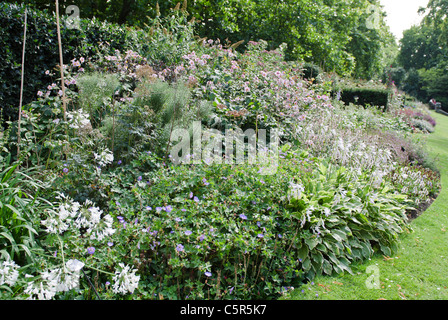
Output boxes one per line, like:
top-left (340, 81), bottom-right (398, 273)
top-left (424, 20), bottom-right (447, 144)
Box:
top-left (396, 0), bottom-right (448, 108)
top-left (7, 0), bottom-right (395, 79)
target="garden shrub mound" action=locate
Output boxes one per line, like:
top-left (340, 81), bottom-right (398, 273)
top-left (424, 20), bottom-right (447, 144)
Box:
top-left (339, 87), bottom-right (391, 111)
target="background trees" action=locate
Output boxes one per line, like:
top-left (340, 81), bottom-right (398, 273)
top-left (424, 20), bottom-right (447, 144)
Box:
top-left (396, 0), bottom-right (448, 110)
top-left (5, 0), bottom-right (395, 78)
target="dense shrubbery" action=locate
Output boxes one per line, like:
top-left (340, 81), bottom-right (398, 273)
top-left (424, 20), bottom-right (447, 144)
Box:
top-left (0, 5), bottom-right (441, 300)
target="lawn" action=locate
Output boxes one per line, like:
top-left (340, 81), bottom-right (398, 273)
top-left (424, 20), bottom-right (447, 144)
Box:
top-left (284, 111), bottom-right (448, 300)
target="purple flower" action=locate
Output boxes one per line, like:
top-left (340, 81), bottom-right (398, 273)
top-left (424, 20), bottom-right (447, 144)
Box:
top-left (87, 247), bottom-right (95, 255)
top-left (107, 242), bottom-right (114, 247)
top-left (117, 216), bottom-right (124, 223)
top-left (176, 244), bottom-right (184, 252)
top-left (185, 230), bottom-right (192, 236)
top-left (181, 208), bottom-right (187, 212)
top-left (146, 206), bottom-right (152, 210)
top-left (117, 160), bottom-right (122, 165)
top-left (189, 192), bottom-right (193, 199)
top-left (257, 234), bottom-right (264, 238)
top-left (204, 271), bottom-right (212, 277)
top-left (193, 196), bottom-right (199, 202)
top-left (202, 178), bottom-right (209, 186)
top-left (165, 205), bottom-right (173, 213)
top-left (239, 214), bottom-right (247, 220)
top-left (175, 217), bottom-right (182, 222)
top-left (199, 234), bottom-right (205, 241)
top-left (137, 176), bottom-right (142, 181)
top-left (156, 207), bottom-right (163, 212)
top-left (63, 167), bottom-right (69, 173)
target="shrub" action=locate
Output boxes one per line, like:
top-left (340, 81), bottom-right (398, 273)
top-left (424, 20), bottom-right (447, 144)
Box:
top-left (0, 3), bottom-right (146, 124)
top-left (339, 87), bottom-right (391, 110)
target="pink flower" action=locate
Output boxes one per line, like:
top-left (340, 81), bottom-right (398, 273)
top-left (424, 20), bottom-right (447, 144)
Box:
top-left (37, 91), bottom-right (44, 97)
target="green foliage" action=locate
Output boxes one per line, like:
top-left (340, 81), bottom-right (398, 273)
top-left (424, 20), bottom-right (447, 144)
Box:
top-left (396, 1), bottom-right (448, 110)
top-left (0, 163), bottom-right (50, 265)
top-left (0, 3), bottom-right (146, 123)
top-left (339, 87), bottom-right (391, 110)
top-left (77, 73), bottom-right (120, 128)
top-left (0, 4), bottom-right (442, 300)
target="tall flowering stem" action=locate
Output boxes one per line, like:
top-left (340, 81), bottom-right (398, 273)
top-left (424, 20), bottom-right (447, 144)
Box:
top-left (55, 0), bottom-right (67, 122)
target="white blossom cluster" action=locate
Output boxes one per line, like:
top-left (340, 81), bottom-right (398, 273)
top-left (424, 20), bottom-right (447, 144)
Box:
top-left (41, 193), bottom-right (116, 240)
top-left (94, 148), bottom-right (114, 167)
top-left (23, 259), bottom-right (84, 300)
top-left (0, 259), bottom-right (20, 286)
top-left (112, 263), bottom-right (140, 295)
top-left (391, 166), bottom-right (431, 204)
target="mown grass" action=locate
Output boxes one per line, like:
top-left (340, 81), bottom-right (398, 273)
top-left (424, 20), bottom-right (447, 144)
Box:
top-left (284, 110), bottom-right (448, 300)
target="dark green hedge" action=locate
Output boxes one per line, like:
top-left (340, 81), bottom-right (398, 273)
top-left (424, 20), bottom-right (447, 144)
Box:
top-left (0, 3), bottom-right (147, 124)
top-left (339, 87), bottom-right (391, 111)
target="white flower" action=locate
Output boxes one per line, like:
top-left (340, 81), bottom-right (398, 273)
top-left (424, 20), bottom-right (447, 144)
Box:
top-left (88, 214), bottom-right (116, 241)
top-left (112, 263), bottom-right (140, 295)
top-left (24, 264), bottom-right (83, 300)
top-left (42, 194), bottom-right (115, 240)
top-left (0, 259), bottom-right (20, 286)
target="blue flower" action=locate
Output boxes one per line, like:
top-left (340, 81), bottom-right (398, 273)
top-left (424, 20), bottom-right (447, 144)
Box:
top-left (175, 217), bottom-right (182, 222)
top-left (239, 214), bottom-right (247, 220)
top-left (204, 271), bottom-right (212, 277)
top-left (146, 206), bottom-right (152, 210)
top-left (137, 176), bottom-right (142, 181)
top-left (193, 196), bottom-right (199, 202)
top-left (117, 160), bottom-right (122, 165)
top-left (176, 244), bottom-right (184, 252)
top-left (165, 205), bottom-right (173, 213)
top-left (87, 247), bottom-right (95, 255)
top-left (185, 230), bottom-right (192, 236)
top-left (257, 234), bottom-right (264, 238)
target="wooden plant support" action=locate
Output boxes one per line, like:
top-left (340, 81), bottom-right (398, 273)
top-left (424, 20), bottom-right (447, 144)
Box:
top-left (55, 0), bottom-right (67, 122)
top-left (17, 7), bottom-right (27, 157)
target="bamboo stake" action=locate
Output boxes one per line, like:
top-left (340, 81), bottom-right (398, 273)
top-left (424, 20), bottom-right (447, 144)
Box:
top-left (17, 7), bottom-right (27, 157)
top-left (55, 0), bottom-right (67, 122)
